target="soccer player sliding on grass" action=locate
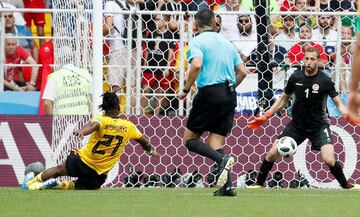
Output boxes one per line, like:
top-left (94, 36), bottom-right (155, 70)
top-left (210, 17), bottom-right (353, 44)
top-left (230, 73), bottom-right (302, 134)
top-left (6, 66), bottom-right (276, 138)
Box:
top-left (247, 47), bottom-right (360, 189)
top-left (24, 92), bottom-right (160, 190)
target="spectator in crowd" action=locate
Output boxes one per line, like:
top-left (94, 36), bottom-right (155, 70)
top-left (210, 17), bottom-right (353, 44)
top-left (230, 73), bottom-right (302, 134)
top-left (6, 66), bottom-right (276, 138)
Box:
top-left (249, 26), bottom-right (287, 69)
top-left (1, 0), bottom-right (23, 9)
top-left (126, 0), bottom-right (158, 34)
top-left (274, 15), bottom-right (298, 51)
top-left (159, 0), bottom-right (192, 33)
top-left (103, 0), bottom-right (130, 94)
top-left (42, 47), bottom-right (92, 115)
top-left (293, 0), bottom-right (316, 33)
top-left (214, 14), bottom-right (222, 33)
top-left (23, 0), bottom-right (46, 45)
top-left (4, 11), bottom-right (39, 60)
top-left (339, 0), bottom-right (355, 11)
top-left (240, 0), bottom-right (281, 27)
top-left (37, 39), bottom-right (54, 114)
top-left (158, 0), bottom-right (208, 11)
top-left (189, 0), bottom-right (209, 10)
top-left (319, 0), bottom-right (340, 11)
top-left (234, 14), bottom-right (257, 62)
top-left (217, 0), bottom-right (257, 46)
top-left (339, 24), bottom-right (354, 92)
top-left (312, 12), bottom-right (337, 51)
top-left (0, 1), bottom-right (27, 26)
top-left (4, 36), bottom-right (38, 91)
top-left (240, 0), bottom-right (279, 11)
top-left (279, 0), bottom-right (295, 11)
top-left (287, 23), bottom-right (328, 66)
top-left (312, 12), bottom-right (337, 64)
top-left (142, 14), bottom-right (177, 115)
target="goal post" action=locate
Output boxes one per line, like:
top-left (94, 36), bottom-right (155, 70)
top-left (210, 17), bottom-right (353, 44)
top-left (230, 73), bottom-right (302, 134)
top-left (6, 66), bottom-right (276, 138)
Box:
top-left (46, 5), bottom-right (360, 188)
top-left (51, 0), bottom-right (102, 166)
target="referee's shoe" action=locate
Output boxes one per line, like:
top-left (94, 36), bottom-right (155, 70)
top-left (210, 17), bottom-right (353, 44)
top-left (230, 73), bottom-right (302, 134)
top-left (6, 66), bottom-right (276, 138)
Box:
top-left (216, 155), bottom-right (235, 188)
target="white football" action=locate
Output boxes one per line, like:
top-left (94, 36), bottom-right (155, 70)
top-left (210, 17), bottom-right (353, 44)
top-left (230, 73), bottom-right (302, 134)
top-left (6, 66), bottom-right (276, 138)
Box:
top-left (276, 136), bottom-right (297, 158)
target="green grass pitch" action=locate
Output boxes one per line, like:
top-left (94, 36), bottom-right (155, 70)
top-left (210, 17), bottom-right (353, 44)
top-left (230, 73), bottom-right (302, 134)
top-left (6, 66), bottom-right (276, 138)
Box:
top-left (1, 188), bottom-right (360, 217)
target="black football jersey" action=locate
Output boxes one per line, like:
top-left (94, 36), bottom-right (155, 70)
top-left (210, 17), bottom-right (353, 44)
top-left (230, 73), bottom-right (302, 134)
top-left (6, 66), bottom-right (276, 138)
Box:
top-left (284, 69), bottom-right (338, 131)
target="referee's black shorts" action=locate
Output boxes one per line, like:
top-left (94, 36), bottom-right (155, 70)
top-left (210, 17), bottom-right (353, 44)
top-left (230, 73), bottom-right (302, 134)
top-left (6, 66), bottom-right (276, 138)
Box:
top-left (186, 83), bottom-right (237, 136)
top-left (66, 151), bottom-right (107, 190)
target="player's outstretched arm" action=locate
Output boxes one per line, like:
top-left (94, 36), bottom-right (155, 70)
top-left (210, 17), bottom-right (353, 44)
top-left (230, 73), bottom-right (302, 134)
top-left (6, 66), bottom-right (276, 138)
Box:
top-left (135, 136), bottom-right (161, 157)
top-left (347, 34), bottom-right (360, 120)
top-left (73, 122), bottom-right (100, 139)
top-left (333, 95), bottom-right (360, 125)
top-left (247, 93), bottom-right (290, 130)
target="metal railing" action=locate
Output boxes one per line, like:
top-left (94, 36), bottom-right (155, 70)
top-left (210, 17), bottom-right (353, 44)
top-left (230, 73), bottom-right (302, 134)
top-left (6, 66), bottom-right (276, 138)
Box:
top-left (0, 7), bottom-right (356, 115)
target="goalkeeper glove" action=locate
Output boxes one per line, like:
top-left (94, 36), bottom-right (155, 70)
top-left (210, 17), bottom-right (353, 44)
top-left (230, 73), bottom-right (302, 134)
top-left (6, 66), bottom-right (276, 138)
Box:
top-left (247, 110), bottom-right (274, 130)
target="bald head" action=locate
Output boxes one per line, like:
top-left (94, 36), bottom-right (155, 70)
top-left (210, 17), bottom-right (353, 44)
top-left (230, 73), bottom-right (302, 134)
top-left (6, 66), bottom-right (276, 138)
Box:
top-left (5, 37), bottom-right (17, 56)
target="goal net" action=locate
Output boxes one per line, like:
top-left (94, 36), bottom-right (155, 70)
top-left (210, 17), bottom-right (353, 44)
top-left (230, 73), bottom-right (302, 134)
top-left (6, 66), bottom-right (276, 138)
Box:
top-left (50, 0), bottom-right (93, 167)
top-left (50, 1), bottom-right (360, 188)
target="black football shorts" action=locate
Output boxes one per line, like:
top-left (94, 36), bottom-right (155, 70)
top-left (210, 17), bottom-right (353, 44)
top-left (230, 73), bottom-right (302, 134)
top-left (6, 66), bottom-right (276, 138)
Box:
top-left (187, 83), bottom-right (237, 136)
top-left (66, 151), bottom-right (107, 190)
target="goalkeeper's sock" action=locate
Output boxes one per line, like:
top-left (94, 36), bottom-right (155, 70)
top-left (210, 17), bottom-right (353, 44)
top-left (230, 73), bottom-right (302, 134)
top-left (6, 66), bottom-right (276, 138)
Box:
top-left (256, 159), bottom-right (274, 186)
top-left (55, 181), bottom-right (75, 190)
top-left (26, 172), bottom-right (44, 187)
top-left (216, 148), bottom-right (233, 189)
top-left (186, 139), bottom-right (223, 164)
top-left (329, 161), bottom-right (351, 188)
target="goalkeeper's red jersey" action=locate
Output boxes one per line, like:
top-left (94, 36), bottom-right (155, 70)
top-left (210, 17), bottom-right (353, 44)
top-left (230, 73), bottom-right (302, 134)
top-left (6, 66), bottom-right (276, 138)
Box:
top-left (77, 114), bottom-right (142, 175)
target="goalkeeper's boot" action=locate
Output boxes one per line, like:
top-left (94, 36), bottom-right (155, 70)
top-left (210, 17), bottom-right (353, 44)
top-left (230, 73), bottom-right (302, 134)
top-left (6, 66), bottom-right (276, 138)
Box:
top-left (216, 155), bottom-right (235, 188)
top-left (213, 187), bottom-right (236, 197)
top-left (349, 184), bottom-right (360, 190)
top-left (247, 183), bottom-right (263, 189)
top-left (20, 172), bottom-right (35, 190)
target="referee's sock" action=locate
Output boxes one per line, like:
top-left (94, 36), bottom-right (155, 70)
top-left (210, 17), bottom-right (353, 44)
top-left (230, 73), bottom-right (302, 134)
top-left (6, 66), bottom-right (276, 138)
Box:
top-left (216, 148), bottom-right (232, 189)
top-left (186, 139), bottom-right (223, 164)
top-left (329, 161), bottom-right (352, 188)
top-left (256, 159), bottom-right (274, 186)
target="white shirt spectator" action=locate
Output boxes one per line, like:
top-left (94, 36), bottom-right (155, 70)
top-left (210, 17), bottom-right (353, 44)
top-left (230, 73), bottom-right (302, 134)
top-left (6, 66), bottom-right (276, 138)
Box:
top-left (274, 31), bottom-right (300, 51)
top-left (218, 5), bottom-right (257, 42)
top-left (233, 32), bottom-right (257, 58)
top-left (0, 2), bottom-right (26, 26)
top-left (312, 28), bottom-right (337, 48)
top-left (0, 0), bottom-right (23, 8)
top-left (104, 0), bottom-right (126, 52)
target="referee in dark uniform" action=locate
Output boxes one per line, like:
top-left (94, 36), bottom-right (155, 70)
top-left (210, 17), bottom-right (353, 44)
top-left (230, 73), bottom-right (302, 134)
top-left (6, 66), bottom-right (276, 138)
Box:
top-left (247, 47), bottom-right (360, 189)
top-left (178, 9), bottom-right (248, 196)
